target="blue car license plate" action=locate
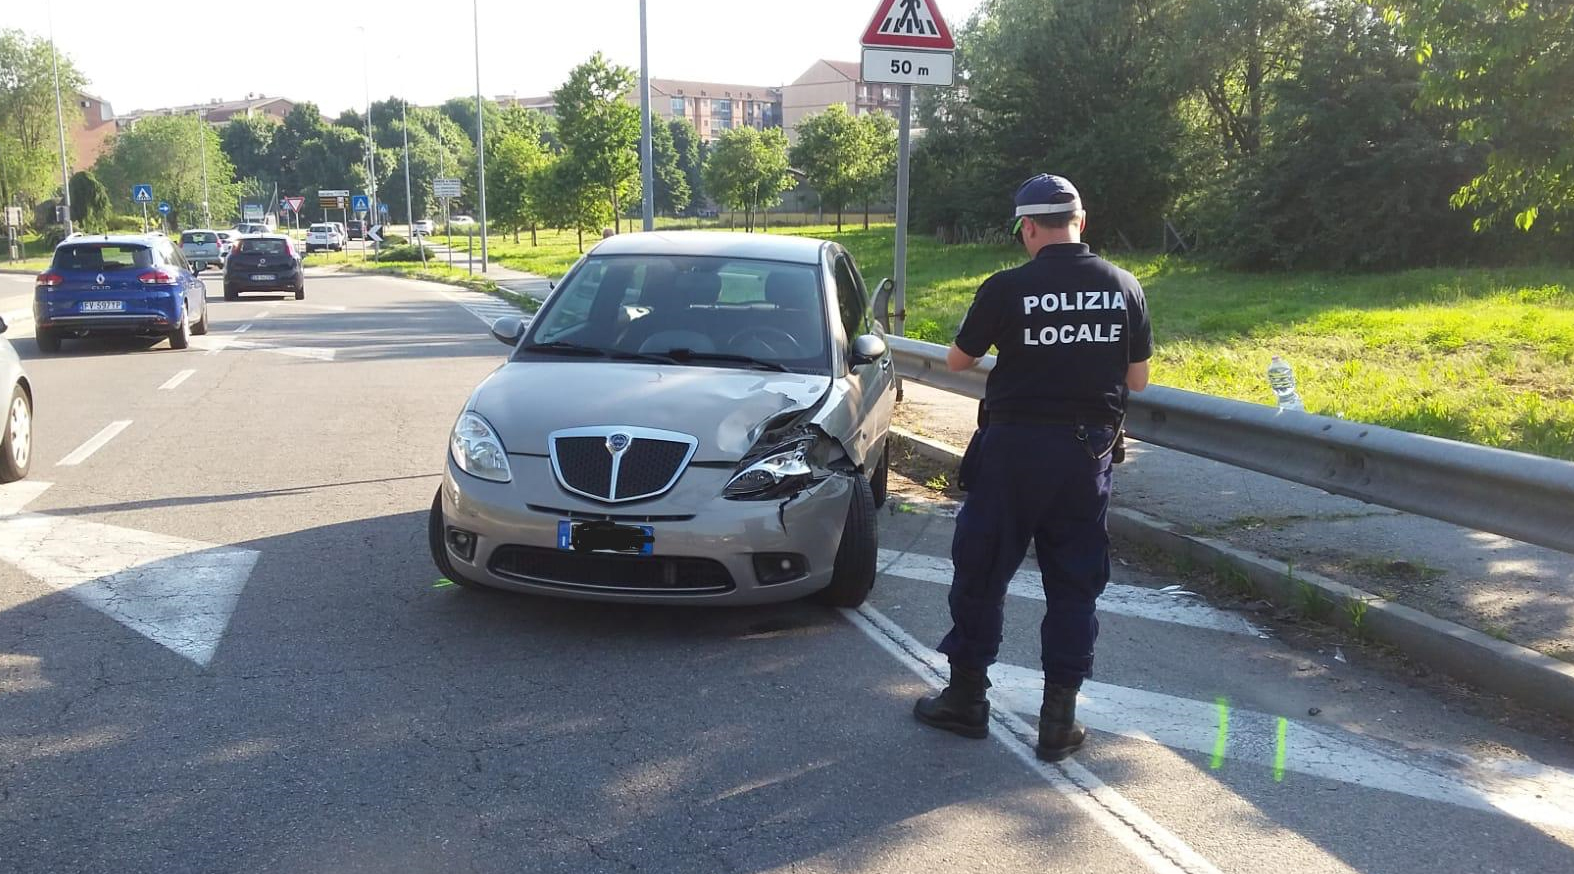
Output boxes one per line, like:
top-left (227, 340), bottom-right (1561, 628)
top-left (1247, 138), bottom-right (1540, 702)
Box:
top-left (557, 520), bottom-right (653, 555)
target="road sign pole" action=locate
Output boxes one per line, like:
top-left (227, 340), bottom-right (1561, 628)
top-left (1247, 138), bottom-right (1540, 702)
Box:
top-left (639, 0), bottom-right (654, 232)
top-left (474, 0), bottom-right (488, 274)
top-left (894, 84), bottom-right (912, 337)
top-left (141, 202), bottom-right (148, 234)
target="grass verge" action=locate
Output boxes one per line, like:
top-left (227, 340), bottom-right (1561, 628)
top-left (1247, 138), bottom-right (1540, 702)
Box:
top-left (340, 262), bottom-right (539, 313)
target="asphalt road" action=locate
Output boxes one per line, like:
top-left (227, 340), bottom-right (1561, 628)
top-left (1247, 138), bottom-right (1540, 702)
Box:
top-left (2, 269), bottom-right (1573, 873)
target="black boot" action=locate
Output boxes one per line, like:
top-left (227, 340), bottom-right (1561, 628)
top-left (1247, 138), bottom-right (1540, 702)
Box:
top-left (1036, 682), bottom-right (1086, 762)
top-left (914, 665), bottom-right (990, 739)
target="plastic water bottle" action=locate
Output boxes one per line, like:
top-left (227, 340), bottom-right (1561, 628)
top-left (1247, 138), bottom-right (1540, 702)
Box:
top-left (1266, 356), bottom-right (1304, 411)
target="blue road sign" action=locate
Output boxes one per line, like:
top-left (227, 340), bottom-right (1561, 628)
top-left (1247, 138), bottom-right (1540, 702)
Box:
top-left (378, 202), bottom-right (390, 214)
top-left (352, 195), bottom-right (370, 213)
top-left (132, 184), bottom-right (153, 203)
top-left (157, 201), bottom-right (171, 215)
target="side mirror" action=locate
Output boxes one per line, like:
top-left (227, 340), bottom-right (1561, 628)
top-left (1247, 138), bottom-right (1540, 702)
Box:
top-left (490, 316), bottom-right (527, 347)
top-left (850, 333), bottom-right (887, 367)
top-left (871, 277), bottom-right (894, 334)
top-left (0, 316), bottom-right (8, 335)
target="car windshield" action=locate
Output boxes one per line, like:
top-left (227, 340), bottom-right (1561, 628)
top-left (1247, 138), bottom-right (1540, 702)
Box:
top-left (181, 232), bottom-right (214, 245)
top-left (520, 255), bottom-right (829, 373)
top-left (237, 238), bottom-right (290, 255)
top-left (53, 243), bottom-right (153, 272)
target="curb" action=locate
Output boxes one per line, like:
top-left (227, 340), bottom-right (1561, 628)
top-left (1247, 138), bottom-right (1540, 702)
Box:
top-left (888, 427), bottom-right (1574, 722)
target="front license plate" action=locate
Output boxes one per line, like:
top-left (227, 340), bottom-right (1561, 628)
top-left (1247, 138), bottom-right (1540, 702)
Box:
top-left (80, 300), bottom-right (124, 312)
top-left (557, 520), bottom-right (654, 555)
top-left (252, 274), bottom-right (276, 281)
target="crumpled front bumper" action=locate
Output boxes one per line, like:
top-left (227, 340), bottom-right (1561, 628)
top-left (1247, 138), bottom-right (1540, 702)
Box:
top-left (439, 455), bottom-right (853, 605)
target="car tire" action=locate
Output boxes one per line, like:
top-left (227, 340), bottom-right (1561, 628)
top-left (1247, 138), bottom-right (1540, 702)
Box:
top-left (169, 310), bottom-right (191, 350)
top-left (429, 488), bottom-right (485, 590)
top-left (224, 285), bottom-right (237, 301)
top-left (295, 284), bottom-right (305, 301)
top-left (191, 300), bottom-right (210, 336)
top-left (813, 474), bottom-right (877, 608)
top-left (34, 329), bottom-right (61, 354)
top-left (0, 383), bottom-right (31, 484)
top-left (870, 440), bottom-right (889, 509)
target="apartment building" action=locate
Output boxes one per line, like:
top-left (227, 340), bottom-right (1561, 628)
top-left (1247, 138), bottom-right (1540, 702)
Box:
top-left (118, 95), bottom-right (296, 128)
top-left (66, 92), bottom-right (118, 169)
top-left (780, 60), bottom-right (907, 142)
top-left (632, 79), bottom-right (782, 142)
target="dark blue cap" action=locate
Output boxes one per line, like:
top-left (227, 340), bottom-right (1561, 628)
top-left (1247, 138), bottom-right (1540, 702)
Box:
top-left (1012, 174), bottom-right (1082, 233)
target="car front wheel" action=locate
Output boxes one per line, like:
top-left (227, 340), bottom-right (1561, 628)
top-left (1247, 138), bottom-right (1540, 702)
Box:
top-left (813, 474), bottom-right (877, 608)
top-left (0, 383), bottom-right (31, 483)
top-left (428, 488), bottom-right (484, 589)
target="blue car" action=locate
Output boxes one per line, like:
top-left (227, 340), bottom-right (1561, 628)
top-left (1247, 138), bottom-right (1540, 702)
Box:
top-left (32, 234), bottom-right (210, 354)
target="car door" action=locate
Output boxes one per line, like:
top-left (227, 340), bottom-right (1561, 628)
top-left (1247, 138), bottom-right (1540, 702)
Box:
top-left (830, 250), bottom-right (895, 468)
top-left (162, 240), bottom-right (204, 326)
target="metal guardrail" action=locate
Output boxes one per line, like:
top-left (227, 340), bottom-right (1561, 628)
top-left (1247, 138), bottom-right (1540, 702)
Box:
top-left (884, 334), bottom-right (1574, 556)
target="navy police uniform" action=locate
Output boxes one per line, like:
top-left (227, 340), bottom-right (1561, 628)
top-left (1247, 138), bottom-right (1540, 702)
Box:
top-left (915, 174), bottom-right (1152, 760)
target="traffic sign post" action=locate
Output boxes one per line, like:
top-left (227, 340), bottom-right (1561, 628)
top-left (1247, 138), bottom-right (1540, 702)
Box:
top-left (352, 195), bottom-right (370, 214)
top-left (434, 179), bottom-right (462, 267)
top-left (132, 184), bottom-right (153, 233)
top-left (861, 0), bottom-right (956, 337)
top-left (157, 201), bottom-right (171, 232)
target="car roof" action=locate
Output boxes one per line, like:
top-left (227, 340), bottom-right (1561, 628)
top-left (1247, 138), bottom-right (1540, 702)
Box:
top-left (588, 231), bottom-right (829, 265)
top-left (55, 234), bottom-right (162, 248)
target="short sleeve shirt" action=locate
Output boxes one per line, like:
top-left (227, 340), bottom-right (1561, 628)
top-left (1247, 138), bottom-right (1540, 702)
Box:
top-left (954, 243), bottom-right (1152, 422)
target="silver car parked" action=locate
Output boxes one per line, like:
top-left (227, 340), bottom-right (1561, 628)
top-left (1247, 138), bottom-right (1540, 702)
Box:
top-left (0, 314), bottom-right (33, 482)
top-left (431, 232), bottom-right (897, 606)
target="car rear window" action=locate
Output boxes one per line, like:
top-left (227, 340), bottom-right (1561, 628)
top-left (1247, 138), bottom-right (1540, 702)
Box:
top-left (182, 232), bottom-right (214, 244)
top-left (237, 238), bottom-right (290, 255)
top-left (53, 244), bottom-right (154, 272)
top-left (310, 224), bottom-right (332, 233)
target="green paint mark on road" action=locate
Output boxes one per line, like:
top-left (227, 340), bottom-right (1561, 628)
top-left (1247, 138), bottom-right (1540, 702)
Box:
top-left (433, 578), bottom-right (456, 588)
top-left (1211, 696), bottom-right (1230, 770)
top-left (1274, 717), bottom-right (1289, 782)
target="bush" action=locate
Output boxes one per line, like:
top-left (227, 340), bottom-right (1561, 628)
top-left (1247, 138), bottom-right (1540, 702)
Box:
top-left (375, 244), bottom-right (435, 263)
top-left (40, 224), bottom-right (69, 248)
top-left (107, 215), bottom-right (143, 233)
top-left (378, 233), bottom-right (408, 246)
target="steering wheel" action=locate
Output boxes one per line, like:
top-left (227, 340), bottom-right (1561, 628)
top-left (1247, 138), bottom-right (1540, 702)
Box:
top-left (727, 326), bottom-right (804, 358)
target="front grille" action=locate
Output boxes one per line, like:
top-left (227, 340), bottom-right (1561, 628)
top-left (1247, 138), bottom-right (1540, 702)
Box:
top-left (550, 427), bottom-right (697, 503)
top-left (489, 546), bottom-right (734, 595)
top-left (555, 437), bottom-right (613, 498)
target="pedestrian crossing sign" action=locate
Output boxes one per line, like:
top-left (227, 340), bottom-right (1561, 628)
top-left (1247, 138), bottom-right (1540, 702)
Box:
top-left (861, 0), bottom-right (955, 50)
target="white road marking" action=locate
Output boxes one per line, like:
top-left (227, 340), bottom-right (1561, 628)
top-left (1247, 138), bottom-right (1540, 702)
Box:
top-left (877, 548), bottom-right (1263, 637)
top-left (159, 369), bottom-right (196, 391)
top-left (438, 289), bottom-right (533, 328)
top-left (233, 323), bottom-right (252, 333)
top-left (0, 480), bottom-right (52, 517)
top-left (1, 308), bottom-right (30, 326)
top-left (56, 420), bottom-right (132, 466)
top-left (0, 512), bottom-right (259, 666)
top-left (192, 336), bottom-right (335, 361)
top-left (847, 605), bottom-right (1219, 874)
top-left (976, 661), bottom-right (1574, 830)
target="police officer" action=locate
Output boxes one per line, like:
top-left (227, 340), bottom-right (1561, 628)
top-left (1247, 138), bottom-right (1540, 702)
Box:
top-left (914, 174), bottom-right (1152, 762)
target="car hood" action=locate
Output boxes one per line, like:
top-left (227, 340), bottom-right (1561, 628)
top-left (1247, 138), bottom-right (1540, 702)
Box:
top-left (469, 361), bottom-right (831, 462)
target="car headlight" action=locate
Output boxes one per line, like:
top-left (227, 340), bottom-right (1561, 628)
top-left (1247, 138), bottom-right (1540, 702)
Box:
top-left (449, 411), bottom-right (513, 483)
top-left (725, 437), bottom-right (817, 500)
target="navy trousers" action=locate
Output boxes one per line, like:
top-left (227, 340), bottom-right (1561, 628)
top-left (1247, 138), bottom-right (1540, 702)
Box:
top-left (938, 423), bottom-right (1113, 688)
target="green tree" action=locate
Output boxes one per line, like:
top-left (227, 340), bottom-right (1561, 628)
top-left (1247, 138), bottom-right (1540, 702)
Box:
top-left (1384, 0), bottom-right (1574, 231)
top-left (67, 169), bottom-right (110, 231)
top-left (537, 157), bottom-right (611, 252)
top-left (703, 126), bottom-right (794, 232)
top-left (553, 53), bottom-right (640, 233)
top-left (0, 29), bottom-right (87, 212)
top-left (648, 117), bottom-right (690, 216)
top-left (97, 115), bottom-right (239, 228)
top-left (1200, 0), bottom-right (1483, 269)
top-left (220, 115), bottom-right (278, 185)
top-left (789, 104), bottom-right (865, 232)
top-left (486, 127), bottom-right (551, 243)
top-left (854, 111), bottom-right (897, 230)
top-left (668, 118), bottom-right (703, 208)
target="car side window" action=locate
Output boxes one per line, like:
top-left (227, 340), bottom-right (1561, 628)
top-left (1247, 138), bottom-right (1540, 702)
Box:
top-left (833, 255), bottom-right (868, 341)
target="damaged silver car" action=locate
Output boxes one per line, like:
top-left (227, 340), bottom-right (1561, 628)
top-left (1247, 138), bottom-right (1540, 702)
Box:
top-left (430, 232), bottom-right (896, 606)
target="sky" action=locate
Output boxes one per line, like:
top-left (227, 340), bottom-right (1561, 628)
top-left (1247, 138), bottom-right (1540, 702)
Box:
top-left (1, 0), bottom-right (987, 117)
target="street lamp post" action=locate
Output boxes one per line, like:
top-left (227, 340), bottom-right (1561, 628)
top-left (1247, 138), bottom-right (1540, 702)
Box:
top-left (197, 110), bottom-right (211, 228)
top-left (47, 7), bottom-right (72, 235)
top-left (359, 26), bottom-right (378, 242)
top-left (474, 0), bottom-right (488, 273)
top-left (401, 95), bottom-right (423, 266)
top-left (639, 0), bottom-right (654, 232)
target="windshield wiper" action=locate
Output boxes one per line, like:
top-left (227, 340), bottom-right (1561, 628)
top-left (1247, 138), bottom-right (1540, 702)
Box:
top-left (520, 341), bottom-right (610, 357)
top-left (652, 348), bottom-right (790, 373)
